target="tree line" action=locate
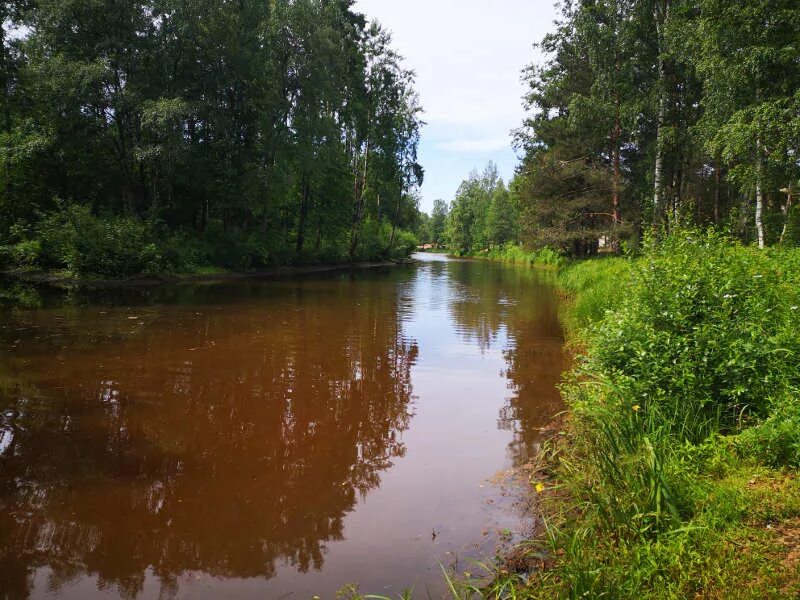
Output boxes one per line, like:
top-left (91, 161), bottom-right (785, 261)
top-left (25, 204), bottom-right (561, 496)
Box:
top-left (433, 0), bottom-right (799, 257)
top-left (0, 0), bottom-right (423, 276)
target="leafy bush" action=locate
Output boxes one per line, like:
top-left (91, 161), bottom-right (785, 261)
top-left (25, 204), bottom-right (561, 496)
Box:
top-left (588, 231), bottom-right (800, 440)
top-left (734, 396), bottom-right (800, 467)
top-left (0, 239), bottom-right (42, 267)
top-left (37, 204), bottom-right (164, 276)
top-left (555, 229), bottom-right (800, 543)
top-left (390, 229), bottom-right (417, 259)
top-left (480, 243), bottom-right (567, 268)
top-left (529, 230), bottom-right (800, 597)
top-left (201, 219), bottom-right (266, 270)
top-left (351, 219), bottom-right (416, 261)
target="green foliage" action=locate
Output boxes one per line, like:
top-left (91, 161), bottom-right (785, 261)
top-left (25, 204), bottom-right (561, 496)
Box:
top-left (734, 397), bottom-right (800, 468)
top-left (0, 0), bottom-right (424, 277)
top-left (36, 204), bottom-right (164, 277)
top-left (511, 0), bottom-right (800, 251)
top-left (0, 239), bottom-right (42, 268)
top-left (390, 229), bottom-right (418, 259)
top-left (478, 243), bottom-right (567, 270)
top-left (589, 231), bottom-right (800, 438)
top-left (430, 199), bottom-right (449, 246)
top-left (444, 164), bottom-right (516, 254)
top-left (556, 256), bottom-right (631, 333)
top-left (523, 229), bottom-right (800, 598)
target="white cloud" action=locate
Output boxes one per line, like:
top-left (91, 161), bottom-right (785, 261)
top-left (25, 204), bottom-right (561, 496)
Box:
top-left (354, 0), bottom-right (559, 210)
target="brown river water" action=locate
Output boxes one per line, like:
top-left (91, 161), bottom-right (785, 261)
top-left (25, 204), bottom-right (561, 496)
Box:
top-left (0, 254), bottom-right (565, 599)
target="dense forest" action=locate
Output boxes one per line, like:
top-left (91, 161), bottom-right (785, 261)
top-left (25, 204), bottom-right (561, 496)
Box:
top-left (0, 0), bottom-right (423, 276)
top-left (435, 0), bottom-right (800, 257)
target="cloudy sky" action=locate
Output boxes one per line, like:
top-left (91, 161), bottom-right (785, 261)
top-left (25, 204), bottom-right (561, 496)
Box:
top-left (354, 0), bottom-right (560, 213)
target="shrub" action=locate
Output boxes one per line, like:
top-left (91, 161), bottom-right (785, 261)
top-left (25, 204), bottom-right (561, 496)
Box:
top-left (733, 395), bottom-right (800, 467)
top-left (390, 229), bottom-right (417, 259)
top-left (588, 231), bottom-right (800, 440)
top-left (559, 229), bottom-right (800, 540)
top-left (0, 239), bottom-right (42, 268)
top-left (37, 204), bottom-right (164, 277)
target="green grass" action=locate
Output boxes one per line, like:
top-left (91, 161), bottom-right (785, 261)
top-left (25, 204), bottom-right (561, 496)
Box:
top-left (469, 244), bottom-right (567, 269)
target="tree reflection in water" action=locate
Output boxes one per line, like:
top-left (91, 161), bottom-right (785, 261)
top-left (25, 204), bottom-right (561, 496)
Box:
top-left (445, 260), bottom-right (566, 466)
top-left (0, 275), bottom-right (417, 599)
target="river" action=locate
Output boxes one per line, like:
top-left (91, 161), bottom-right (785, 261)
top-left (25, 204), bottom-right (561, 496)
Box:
top-left (0, 254), bottom-right (565, 599)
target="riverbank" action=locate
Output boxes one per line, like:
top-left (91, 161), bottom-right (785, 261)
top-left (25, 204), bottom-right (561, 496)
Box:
top-left (455, 244), bottom-right (568, 270)
top-left (412, 232), bottom-right (800, 598)
top-left (1, 259), bottom-right (414, 289)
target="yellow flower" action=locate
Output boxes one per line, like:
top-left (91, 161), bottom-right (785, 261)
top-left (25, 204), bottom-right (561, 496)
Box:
top-left (535, 482), bottom-right (545, 493)
top-left (632, 404), bottom-right (641, 412)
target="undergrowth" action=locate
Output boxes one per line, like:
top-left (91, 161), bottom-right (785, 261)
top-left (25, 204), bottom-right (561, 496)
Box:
top-left (470, 244), bottom-right (567, 270)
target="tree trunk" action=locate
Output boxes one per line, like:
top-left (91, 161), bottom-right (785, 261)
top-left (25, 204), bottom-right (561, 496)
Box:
top-left (387, 193), bottom-right (402, 254)
top-left (652, 0), bottom-right (670, 228)
top-left (755, 137), bottom-right (765, 249)
top-left (780, 184), bottom-right (793, 245)
top-left (349, 142), bottom-right (369, 260)
top-left (0, 12), bottom-right (9, 132)
top-left (296, 172), bottom-right (310, 257)
top-left (612, 38), bottom-right (622, 248)
top-left (714, 160), bottom-right (721, 224)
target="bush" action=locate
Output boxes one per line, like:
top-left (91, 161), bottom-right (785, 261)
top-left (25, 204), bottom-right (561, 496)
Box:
top-left (390, 229), bottom-right (417, 259)
top-left (37, 204), bottom-right (164, 277)
top-left (481, 243), bottom-right (567, 268)
top-left (734, 396), bottom-right (800, 467)
top-left (589, 231), bottom-right (800, 439)
top-left (558, 229), bottom-right (800, 539)
top-left (0, 239), bottom-right (42, 268)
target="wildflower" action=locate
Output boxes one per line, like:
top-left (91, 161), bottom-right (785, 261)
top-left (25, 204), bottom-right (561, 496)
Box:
top-left (632, 404), bottom-right (641, 412)
top-left (535, 482), bottom-right (545, 493)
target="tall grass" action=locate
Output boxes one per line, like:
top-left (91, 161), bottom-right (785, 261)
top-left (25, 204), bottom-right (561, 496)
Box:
top-left (555, 256), bottom-right (631, 336)
top-left (475, 244), bottom-right (566, 269)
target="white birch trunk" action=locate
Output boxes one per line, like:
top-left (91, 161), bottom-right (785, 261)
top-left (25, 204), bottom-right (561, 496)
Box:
top-left (755, 137), bottom-right (765, 249)
top-left (779, 185), bottom-right (793, 245)
top-left (652, 0), bottom-right (669, 227)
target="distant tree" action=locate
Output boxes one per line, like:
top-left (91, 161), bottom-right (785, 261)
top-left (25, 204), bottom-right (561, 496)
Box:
top-left (429, 199), bottom-right (448, 246)
top-left (485, 182), bottom-right (517, 246)
top-left (444, 163), bottom-right (500, 255)
top-left (415, 211), bottom-right (432, 244)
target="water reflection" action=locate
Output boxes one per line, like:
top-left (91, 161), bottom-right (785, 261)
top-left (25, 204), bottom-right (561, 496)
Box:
top-left (0, 275), bottom-right (416, 599)
top-left (442, 259), bottom-right (566, 465)
top-left (0, 260), bottom-right (564, 599)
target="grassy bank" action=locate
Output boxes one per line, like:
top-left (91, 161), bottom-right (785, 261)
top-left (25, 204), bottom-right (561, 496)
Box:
top-left (355, 232), bottom-right (800, 599)
top-left (523, 231), bottom-right (800, 598)
top-left (462, 244), bottom-right (567, 269)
